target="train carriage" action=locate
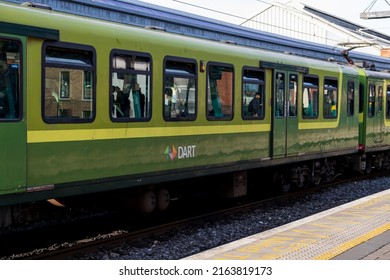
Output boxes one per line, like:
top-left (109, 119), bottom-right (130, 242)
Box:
top-left (1, 1), bottom-right (390, 227)
top-left (357, 69), bottom-right (390, 171)
top-left (253, 57), bottom-right (361, 188)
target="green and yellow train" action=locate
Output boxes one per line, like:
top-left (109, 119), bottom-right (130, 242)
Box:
top-left (1, 1), bottom-right (390, 227)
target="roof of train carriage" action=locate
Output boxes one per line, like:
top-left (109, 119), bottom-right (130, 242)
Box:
top-left (4, 0), bottom-right (390, 70)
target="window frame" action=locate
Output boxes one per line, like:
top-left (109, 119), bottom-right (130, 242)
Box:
top-left (359, 83), bottom-right (365, 114)
top-left (206, 62), bottom-right (234, 121)
top-left (288, 73), bottom-right (298, 118)
top-left (242, 67), bottom-right (265, 120)
top-left (323, 77), bottom-right (338, 119)
top-left (274, 71), bottom-right (286, 118)
top-left (42, 41), bottom-right (96, 124)
top-left (163, 56), bottom-right (197, 122)
top-left (302, 75), bottom-right (319, 119)
top-left (378, 85), bottom-right (383, 113)
top-left (368, 83), bottom-right (376, 118)
top-left (0, 36), bottom-right (23, 122)
top-left (386, 85), bottom-right (390, 119)
top-left (109, 49), bottom-right (152, 122)
top-left (347, 80), bottom-right (355, 117)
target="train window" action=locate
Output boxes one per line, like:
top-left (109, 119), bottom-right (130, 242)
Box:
top-left (347, 81), bottom-right (355, 116)
top-left (302, 76), bottom-right (318, 119)
top-left (323, 78), bottom-right (338, 119)
top-left (275, 72), bottom-right (285, 117)
top-left (207, 63), bottom-right (234, 120)
top-left (378, 86), bottom-right (383, 113)
top-left (163, 57), bottom-right (197, 121)
top-left (242, 68), bottom-right (264, 119)
top-left (386, 86), bottom-right (390, 119)
top-left (43, 43), bottom-right (95, 123)
top-left (289, 74), bottom-right (298, 117)
top-left (110, 50), bottom-right (151, 121)
top-left (0, 38), bottom-right (22, 121)
top-left (368, 83), bottom-right (376, 118)
top-left (359, 83), bottom-right (364, 113)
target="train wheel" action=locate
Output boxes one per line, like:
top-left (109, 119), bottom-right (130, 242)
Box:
top-left (297, 166), bottom-right (311, 188)
top-left (292, 166), bottom-right (311, 188)
top-left (273, 171), bottom-right (291, 193)
top-left (0, 207), bottom-right (12, 228)
top-left (156, 188), bottom-right (170, 211)
top-left (138, 190), bottom-right (156, 213)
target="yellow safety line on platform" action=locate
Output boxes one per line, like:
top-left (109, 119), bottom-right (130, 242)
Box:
top-left (314, 222), bottom-right (390, 260)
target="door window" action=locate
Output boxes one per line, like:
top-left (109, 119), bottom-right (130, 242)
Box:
top-left (0, 38), bottom-right (22, 120)
top-left (275, 72), bottom-right (285, 117)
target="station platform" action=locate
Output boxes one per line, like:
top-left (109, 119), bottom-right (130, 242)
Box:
top-left (184, 189), bottom-right (390, 260)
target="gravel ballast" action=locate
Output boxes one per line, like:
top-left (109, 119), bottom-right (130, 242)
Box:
top-left (77, 177), bottom-right (390, 260)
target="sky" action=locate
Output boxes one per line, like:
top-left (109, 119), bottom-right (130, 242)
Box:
top-left (137, 0), bottom-right (390, 36)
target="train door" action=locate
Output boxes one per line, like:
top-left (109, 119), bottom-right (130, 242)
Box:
top-left (375, 84), bottom-right (384, 143)
top-left (272, 71), bottom-right (299, 158)
top-left (0, 36), bottom-right (26, 194)
top-left (367, 82), bottom-right (384, 144)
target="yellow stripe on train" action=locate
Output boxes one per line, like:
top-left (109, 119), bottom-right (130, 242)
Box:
top-left (27, 124), bottom-right (271, 143)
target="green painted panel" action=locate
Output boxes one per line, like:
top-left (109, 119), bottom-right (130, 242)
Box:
top-left (26, 132), bottom-right (270, 186)
top-left (296, 126), bottom-right (358, 154)
top-left (0, 123), bottom-right (26, 194)
top-left (25, 124), bottom-right (360, 189)
top-left (286, 117), bottom-right (299, 154)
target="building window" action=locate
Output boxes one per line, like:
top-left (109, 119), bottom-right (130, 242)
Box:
top-left (43, 43), bottom-right (95, 123)
top-left (207, 63), bottom-right (234, 120)
top-left (111, 50), bottom-right (151, 120)
top-left (60, 71), bottom-right (70, 99)
top-left (163, 57), bottom-right (197, 121)
top-left (83, 71), bottom-right (93, 100)
top-left (302, 75), bottom-right (318, 118)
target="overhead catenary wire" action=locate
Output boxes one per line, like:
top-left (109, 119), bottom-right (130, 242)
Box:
top-left (364, 0), bottom-right (378, 12)
top-left (171, 0), bottom-right (333, 42)
top-left (171, 0), bottom-right (389, 50)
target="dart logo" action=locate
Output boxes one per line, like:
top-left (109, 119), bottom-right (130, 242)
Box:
top-left (165, 144), bottom-right (196, 161)
top-left (165, 145), bottom-right (177, 161)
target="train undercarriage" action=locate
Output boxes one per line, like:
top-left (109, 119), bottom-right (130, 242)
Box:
top-left (1, 151), bottom-right (390, 229)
